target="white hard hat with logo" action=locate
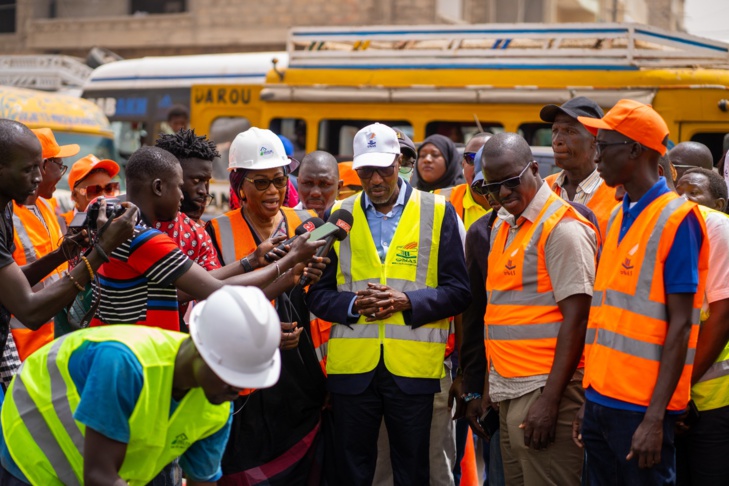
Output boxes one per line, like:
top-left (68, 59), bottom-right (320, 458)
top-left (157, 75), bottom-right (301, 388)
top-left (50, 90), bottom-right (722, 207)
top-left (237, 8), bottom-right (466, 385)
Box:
top-left (228, 127), bottom-right (291, 171)
top-left (189, 286), bottom-right (281, 389)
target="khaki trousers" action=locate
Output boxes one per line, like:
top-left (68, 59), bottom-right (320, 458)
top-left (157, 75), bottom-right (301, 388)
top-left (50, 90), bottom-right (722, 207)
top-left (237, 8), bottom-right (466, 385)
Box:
top-left (498, 380), bottom-right (584, 486)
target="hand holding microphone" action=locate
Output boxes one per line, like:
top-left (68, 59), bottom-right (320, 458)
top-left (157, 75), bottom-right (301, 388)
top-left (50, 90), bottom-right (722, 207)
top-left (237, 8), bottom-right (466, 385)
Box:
top-left (264, 217), bottom-right (325, 262)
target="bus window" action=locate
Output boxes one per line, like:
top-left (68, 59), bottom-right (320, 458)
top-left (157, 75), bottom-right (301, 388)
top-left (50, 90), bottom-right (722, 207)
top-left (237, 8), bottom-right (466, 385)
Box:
top-left (690, 132), bottom-right (728, 166)
top-left (270, 118), bottom-right (306, 160)
top-left (209, 117), bottom-right (251, 180)
top-left (111, 121), bottom-right (147, 159)
top-left (518, 123), bottom-right (553, 146)
top-left (425, 122), bottom-right (504, 144)
top-left (318, 120), bottom-right (411, 160)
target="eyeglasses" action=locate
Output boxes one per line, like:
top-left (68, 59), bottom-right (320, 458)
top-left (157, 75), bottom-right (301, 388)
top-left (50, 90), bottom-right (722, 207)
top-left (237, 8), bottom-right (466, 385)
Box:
top-left (595, 140), bottom-right (635, 155)
top-left (203, 194), bottom-right (215, 205)
top-left (473, 163), bottom-right (531, 196)
top-left (75, 182), bottom-right (120, 198)
top-left (399, 155), bottom-right (415, 174)
top-left (244, 176), bottom-right (289, 191)
top-left (44, 158), bottom-right (68, 176)
top-left (463, 152), bottom-right (477, 165)
top-left (356, 162), bottom-right (398, 180)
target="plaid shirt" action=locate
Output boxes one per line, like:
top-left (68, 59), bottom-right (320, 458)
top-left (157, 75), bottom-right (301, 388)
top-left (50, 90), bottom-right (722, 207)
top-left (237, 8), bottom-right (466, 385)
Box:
top-left (549, 168), bottom-right (605, 206)
top-left (0, 332), bottom-right (21, 388)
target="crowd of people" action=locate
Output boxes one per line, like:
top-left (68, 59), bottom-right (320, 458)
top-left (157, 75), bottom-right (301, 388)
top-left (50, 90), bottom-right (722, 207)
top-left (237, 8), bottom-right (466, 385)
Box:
top-left (0, 94), bottom-right (726, 486)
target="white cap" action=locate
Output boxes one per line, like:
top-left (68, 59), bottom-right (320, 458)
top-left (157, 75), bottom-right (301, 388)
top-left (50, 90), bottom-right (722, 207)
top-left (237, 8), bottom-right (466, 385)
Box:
top-left (228, 127), bottom-right (291, 171)
top-left (189, 286), bottom-right (281, 389)
top-left (352, 123), bottom-right (401, 170)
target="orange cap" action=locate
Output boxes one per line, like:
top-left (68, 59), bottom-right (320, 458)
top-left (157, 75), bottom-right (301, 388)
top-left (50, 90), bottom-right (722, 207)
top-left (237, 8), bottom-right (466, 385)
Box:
top-left (68, 154), bottom-right (120, 190)
top-left (578, 99), bottom-right (669, 156)
top-left (31, 128), bottom-right (80, 159)
top-left (338, 161), bottom-right (361, 187)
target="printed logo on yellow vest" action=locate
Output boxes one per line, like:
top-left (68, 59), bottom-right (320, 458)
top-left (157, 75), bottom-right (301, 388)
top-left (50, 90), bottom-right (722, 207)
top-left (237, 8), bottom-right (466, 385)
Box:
top-left (171, 433), bottom-right (191, 450)
top-left (394, 242), bottom-right (418, 266)
top-left (504, 259), bottom-right (517, 276)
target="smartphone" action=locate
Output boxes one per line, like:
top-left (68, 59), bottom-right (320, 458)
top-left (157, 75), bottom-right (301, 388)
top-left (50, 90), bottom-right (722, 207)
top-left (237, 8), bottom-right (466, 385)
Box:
top-left (478, 406), bottom-right (500, 438)
top-left (307, 222), bottom-right (339, 241)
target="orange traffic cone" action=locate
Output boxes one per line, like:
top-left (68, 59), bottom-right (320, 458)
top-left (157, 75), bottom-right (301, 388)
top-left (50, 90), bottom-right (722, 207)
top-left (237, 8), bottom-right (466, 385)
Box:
top-left (459, 429), bottom-right (480, 486)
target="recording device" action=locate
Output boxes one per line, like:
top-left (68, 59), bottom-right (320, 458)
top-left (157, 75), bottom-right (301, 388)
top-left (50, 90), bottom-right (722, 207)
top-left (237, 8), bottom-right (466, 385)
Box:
top-left (298, 209), bottom-right (353, 287)
top-left (68, 197), bottom-right (127, 231)
top-left (478, 406), bottom-right (500, 438)
top-left (264, 217), bottom-right (325, 262)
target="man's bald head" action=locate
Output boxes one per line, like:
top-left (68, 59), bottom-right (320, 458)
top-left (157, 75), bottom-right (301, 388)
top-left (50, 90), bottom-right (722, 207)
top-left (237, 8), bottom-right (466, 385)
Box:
top-left (0, 119), bottom-right (40, 167)
top-left (0, 119), bottom-right (43, 204)
top-left (669, 141), bottom-right (714, 179)
top-left (481, 132), bottom-right (533, 170)
top-left (298, 150), bottom-right (341, 218)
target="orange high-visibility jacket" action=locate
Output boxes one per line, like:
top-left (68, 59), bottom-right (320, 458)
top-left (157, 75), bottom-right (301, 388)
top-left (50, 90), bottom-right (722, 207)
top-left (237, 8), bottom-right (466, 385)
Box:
top-left (583, 192), bottom-right (709, 411)
top-left (11, 199), bottom-right (68, 360)
top-left (309, 313), bottom-right (332, 375)
top-left (208, 206), bottom-right (315, 394)
top-left (545, 172), bottom-right (617, 240)
top-left (485, 190), bottom-right (596, 378)
top-left (434, 183), bottom-right (489, 231)
top-left (208, 207), bottom-right (313, 265)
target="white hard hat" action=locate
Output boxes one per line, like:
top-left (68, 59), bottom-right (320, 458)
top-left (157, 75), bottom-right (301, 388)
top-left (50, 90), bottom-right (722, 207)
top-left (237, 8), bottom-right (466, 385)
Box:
top-left (352, 123), bottom-right (401, 170)
top-left (189, 286), bottom-right (281, 389)
top-left (228, 127), bottom-right (291, 171)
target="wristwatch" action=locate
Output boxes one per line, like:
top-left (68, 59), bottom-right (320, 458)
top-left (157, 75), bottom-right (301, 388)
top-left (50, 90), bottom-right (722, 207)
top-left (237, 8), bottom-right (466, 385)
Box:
top-left (239, 257), bottom-right (254, 273)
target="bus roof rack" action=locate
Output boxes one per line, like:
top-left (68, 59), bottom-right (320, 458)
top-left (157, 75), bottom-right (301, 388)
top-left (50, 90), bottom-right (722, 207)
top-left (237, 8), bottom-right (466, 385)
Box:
top-left (287, 23), bottom-right (729, 70)
top-left (0, 55), bottom-right (93, 91)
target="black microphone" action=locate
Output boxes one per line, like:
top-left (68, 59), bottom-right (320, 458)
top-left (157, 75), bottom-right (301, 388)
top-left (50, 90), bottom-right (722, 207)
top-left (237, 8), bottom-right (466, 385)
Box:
top-left (264, 217), bottom-right (325, 262)
top-left (298, 209), bottom-right (354, 287)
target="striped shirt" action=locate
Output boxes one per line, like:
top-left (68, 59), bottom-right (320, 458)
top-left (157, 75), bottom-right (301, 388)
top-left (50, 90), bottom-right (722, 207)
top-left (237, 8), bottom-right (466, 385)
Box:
top-left (549, 168), bottom-right (605, 205)
top-left (90, 227), bottom-right (193, 331)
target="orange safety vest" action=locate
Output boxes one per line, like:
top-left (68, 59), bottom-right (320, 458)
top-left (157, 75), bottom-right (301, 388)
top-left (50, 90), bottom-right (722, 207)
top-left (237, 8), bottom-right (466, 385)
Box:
top-left (435, 185), bottom-right (468, 220)
top-left (208, 207), bottom-right (313, 265)
top-left (309, 313), bottom-right (332, 375)
top-left (11, 199), bottom-right (69, 360)
top-left (583, 192), bottom-right (709, 411)
top-left (60, 209), bottom-right (74, 227)
top-left (208, 206), bottom-right (315, 395)
top-left (545, 172), bottom-right (617, 240)
top-left (485, 190), bottom-right (596, 378)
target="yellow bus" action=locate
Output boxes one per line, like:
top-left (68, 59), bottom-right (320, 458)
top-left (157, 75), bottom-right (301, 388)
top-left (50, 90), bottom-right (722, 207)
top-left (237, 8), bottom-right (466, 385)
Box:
top-left (190, 23), bottom-right (729, 165)
top-left (0, 86), bottom-right (118, 203)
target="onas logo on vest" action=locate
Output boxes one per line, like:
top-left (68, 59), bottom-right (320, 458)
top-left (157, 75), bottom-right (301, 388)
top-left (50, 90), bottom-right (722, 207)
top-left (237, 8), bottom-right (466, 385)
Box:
top-left (171, 433), bottom-right (191, 450)
top-left (620, 244), bottom-right (640, 276)
top-left (504, 259), bottom-right (517, 276)
top-left (394, 241), bottom-right (418, 266)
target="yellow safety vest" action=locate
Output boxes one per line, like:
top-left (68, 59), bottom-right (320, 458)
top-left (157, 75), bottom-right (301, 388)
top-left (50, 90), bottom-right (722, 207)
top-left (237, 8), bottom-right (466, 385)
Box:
top-left (327, 189), bottom-right (449, 380)
top-left (1, 326), bottom-right (230, 486)
top-left (692, 206), bottom-right (729, 411)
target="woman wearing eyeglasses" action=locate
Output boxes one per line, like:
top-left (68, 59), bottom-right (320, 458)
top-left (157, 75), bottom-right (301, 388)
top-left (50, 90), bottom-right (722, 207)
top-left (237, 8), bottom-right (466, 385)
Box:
top-left (208, 128), bottom-right (329, 485)
top-left (60, 154), bottom-right (121, 228)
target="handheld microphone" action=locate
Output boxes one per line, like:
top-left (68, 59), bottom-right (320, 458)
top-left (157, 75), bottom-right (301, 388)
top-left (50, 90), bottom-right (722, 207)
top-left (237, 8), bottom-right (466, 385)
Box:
top-left (298, 209), bottom-right (354, 287)
top-left (264, 217), bottom-right (325, 262)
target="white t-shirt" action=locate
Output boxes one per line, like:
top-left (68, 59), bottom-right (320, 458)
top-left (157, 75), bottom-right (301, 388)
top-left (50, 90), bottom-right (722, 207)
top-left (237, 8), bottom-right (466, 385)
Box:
top-left (704, 210), bottom-right (729, 311)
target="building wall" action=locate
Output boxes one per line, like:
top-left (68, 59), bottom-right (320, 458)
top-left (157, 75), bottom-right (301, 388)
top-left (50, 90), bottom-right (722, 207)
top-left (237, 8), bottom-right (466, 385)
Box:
top-left (0, 0), bottom-right (687, 58)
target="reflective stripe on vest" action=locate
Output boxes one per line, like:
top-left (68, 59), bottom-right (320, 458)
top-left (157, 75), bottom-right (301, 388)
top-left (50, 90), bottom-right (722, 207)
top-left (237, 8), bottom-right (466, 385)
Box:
top-left (584, 193), bottom-right (708, 411)
top-left (1, 326), bottom-right (230, 486)
top-left (485, 192), bottom-right (592, 378)
top-left (212, 212), bottom-right (237, 266)
top-left (327, 190), bottom-right (449, 379)
top-left (692, 207), bottom-right (729, 411)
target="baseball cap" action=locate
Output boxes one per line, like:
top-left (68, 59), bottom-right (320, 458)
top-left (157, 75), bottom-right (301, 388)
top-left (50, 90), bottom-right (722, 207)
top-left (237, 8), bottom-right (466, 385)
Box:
top-left (391, 127), bottom-right (417, 160)
top-left (229, 127), bottom-right (291, 171)
top-left (338, 161), bottom-right (361, 187)
top-left (539, 96), bottom-right (604, 123)
top-left (352, 123), bottom-right (401, 170)
top-left (68, 154), bottom-right (120, 190)
top-left (578, 99), bottom-right (670, 156)
top-left (31, 128), bottom-right (80, 159)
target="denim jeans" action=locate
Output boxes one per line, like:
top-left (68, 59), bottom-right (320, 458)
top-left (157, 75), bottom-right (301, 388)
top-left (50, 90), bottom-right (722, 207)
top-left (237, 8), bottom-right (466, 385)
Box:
top-left (582, 400), bottom-right (677, 486)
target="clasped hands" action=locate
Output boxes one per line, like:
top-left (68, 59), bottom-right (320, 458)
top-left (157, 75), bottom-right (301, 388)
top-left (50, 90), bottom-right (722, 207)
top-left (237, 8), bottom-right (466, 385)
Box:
top-left (352, 283), bottom-right (411, 322)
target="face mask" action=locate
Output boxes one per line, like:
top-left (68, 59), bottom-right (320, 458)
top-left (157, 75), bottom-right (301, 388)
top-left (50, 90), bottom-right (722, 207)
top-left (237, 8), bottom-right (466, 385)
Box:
top-left (399, 167), bottom-right (413, 181)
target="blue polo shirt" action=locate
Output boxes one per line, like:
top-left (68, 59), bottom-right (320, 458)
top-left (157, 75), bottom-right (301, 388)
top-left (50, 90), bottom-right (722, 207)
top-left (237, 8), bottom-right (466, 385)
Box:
top-left (586, 176), bottom-right (703, 412)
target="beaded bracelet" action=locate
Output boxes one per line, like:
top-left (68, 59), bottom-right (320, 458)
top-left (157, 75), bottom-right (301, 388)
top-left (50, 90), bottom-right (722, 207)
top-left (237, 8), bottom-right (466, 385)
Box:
top-left (462, 392), bottom-right (483, 403)
top-left (80, 256), bottom-right (94, 280)
top-left (67, 273), bottom-right (85, 292)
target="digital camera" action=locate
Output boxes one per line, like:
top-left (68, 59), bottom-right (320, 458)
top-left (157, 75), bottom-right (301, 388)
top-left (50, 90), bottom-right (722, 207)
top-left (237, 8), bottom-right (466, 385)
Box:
top-left (84, 197), bottom-right (126, 231)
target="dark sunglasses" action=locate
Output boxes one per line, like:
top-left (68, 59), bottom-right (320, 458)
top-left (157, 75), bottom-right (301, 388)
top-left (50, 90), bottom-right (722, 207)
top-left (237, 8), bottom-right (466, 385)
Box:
top-left (473, 163), bottom-right (531, 196)
top-left (244, 175), bottom-right (289, 191)
top-left (463, 152), bottom-right (477, 165)
top-left (595, 140), bottom-right (635, 155)
top-left (356, 162), bottom-right (398, 180)
top-left (44, 158), bottom-right (68, 176)
top-left (75, 182), bottom-right (120, 198)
